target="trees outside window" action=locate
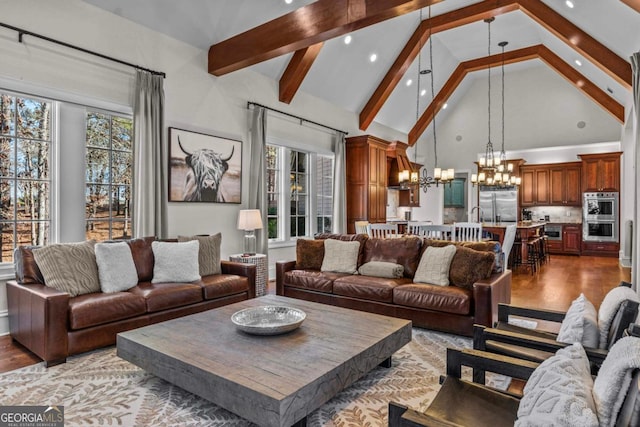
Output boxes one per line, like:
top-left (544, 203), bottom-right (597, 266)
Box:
top-left (0, 93), bottom-right (51, 262)
top-left (85, 111), bottom-right (133, 241)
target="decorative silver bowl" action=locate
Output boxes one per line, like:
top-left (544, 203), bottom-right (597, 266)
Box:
top-left (231, 305), bottom-right (306, 335)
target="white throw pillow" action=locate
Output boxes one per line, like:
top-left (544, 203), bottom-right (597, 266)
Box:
top-left (358, 261), bottom-right (404, 278)
top-left (95, 241), bottom-right (139, 293)
top-left (320, 239), bottom-right (360, 274)
top-left (556, 293), bottom-right (599, 348)
top-left (516, 343), bottom-right (599, 427)
top-left (597, 286), bottom-right (640, 349)
top-left (413, 245), bottom-right (457, 286)
top-left (151, 240), bottom-right (201, 283)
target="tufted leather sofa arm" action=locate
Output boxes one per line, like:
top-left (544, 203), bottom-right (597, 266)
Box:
top-left (221, 260), bottom-right (257, 299)
top-left (276, 261), bottom-right (296, 296)
top-left (473, 270), bottom-right (512, 328)
top-left (7, 280), bottom-right (69, 366)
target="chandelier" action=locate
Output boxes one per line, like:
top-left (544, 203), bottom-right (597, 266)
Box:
top-left (472, 19), bottom-right (520, 187)
top-left (412, 6), bottom-right (454, 193)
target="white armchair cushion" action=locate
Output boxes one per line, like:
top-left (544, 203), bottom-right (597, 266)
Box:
top-left (556, 293), bottom-right (599, 348)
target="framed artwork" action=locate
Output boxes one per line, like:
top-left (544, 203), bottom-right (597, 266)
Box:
top-left (168, 127), bottom-right (242, 203)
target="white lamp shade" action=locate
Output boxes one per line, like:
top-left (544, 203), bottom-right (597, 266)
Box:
top-left (237, 209), bottom-right (263, 230)
top-left (471, 173), bottom-right (478, 183)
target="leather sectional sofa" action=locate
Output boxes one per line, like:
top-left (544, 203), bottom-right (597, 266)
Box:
top-left (7, 237), bottom-right (256, 366)
top-left (276, 234), bottom-right (511, 337)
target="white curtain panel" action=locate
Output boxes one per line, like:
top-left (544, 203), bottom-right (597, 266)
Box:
top-left (631, 52), bottom-right (639, 288)
top-left (132, 70), bottom-right (167, 239)
top-left (248, 106), bottom-right (268, 255)
top-left (332, 131), bottom-right (347, 234)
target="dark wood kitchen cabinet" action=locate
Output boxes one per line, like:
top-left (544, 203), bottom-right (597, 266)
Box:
top-left (549, 162), bottom-right (581, 206)
top-left (520, 166), bottom-right (549, 206)
top-left (579, 152), bottom-right (621, 192)
top-left (399, 184), bottom-right (420, 207)
top-left (345, 135), bottom-right (389, 233)
top-left (562, 224), bottom-right (582, 254)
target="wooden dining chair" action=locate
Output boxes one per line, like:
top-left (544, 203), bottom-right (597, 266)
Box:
top-left (418, 224), bottom-right (453, 240)
top-left (354, 221), bottom-right (370, 235)
top-left (367, 223), bottom-right (399, 238)
top-left (452, 222), bottom-right (483, 241)
top-left (406, 221), bottom-right (433, 236)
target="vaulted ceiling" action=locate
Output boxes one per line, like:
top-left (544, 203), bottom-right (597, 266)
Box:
top-left (84, 0), bottom-right (640, 142)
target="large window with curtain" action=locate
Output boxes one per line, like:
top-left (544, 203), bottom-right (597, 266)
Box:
top-left (266, 143), bottom-right (334, 245)
top-left (0, 92), bottom-right (52, 263)
top-left (85, 111), bottom-right (133, 241)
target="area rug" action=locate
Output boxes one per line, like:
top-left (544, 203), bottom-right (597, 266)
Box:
top-left (0, 329), bottom-right (507, 426)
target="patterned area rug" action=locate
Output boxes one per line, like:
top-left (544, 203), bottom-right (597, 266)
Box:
top-left (0, 329), bottom-right (506, 426)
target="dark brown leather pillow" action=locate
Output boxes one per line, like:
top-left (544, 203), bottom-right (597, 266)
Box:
top-left (127, 237), bottom-right (155, 282)
top-left (13, 246), bottom-right (45, 284)
top-left (362, 236), bottom-right (422, 278)
top-left (449, 246), bottom-right (495, 289)
top-left (296, 239), bottom-right (325, 270)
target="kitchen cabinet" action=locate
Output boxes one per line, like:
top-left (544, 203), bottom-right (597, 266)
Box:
top-left (520, 166), bottom-right (549, 206)
top-left (346, 135), bottom-right (389, 233)
top-left (521, 162), bottom-right (581, 207)
top-left (547, 223), bottom-right (581, 255)
top-left (399, 184), bottom-right (420, 207)
top-left (581, 241), bottom-right (619, 257)
top-left (444, 178), bottom-right (465, 207)
top-left (549, 163), bottom-right (581, 206)
top-left (579, 152), bottom-right (621, 192)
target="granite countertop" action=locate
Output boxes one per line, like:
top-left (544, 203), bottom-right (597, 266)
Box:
top-left (482, 221), bottom-right (547, 228)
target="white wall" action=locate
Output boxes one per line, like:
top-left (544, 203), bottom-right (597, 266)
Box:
top-left (0, 0), bottom-right (407, 334)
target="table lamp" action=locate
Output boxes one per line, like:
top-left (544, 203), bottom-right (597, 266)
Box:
top-left (237, 209), bottom-right (263, 256)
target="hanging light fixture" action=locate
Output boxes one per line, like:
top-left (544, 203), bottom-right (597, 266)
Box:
top-left (415, 6), bottom-right (454, 193)
top-left (471, 19), bottom-right (520, 187)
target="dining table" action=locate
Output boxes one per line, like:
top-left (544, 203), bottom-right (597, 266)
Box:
top-left (482, 221), bottom-right (547, 267)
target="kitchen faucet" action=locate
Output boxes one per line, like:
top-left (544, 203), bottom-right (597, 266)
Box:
top-left (471, 206), bottom-right (484, 223)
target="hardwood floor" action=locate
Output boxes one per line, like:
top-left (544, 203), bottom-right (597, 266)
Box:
top-left (0, 255), bottom-right (631, 374)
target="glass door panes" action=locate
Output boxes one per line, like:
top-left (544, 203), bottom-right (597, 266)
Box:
top-left (290, 150), bottom-right (307, 238)
top-left (266, 145), bottom-right (279, 239)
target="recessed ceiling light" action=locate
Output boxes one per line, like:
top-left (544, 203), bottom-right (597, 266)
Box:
top-left (285, 0), bottom-right (293, 4)
top-left (575, 59), bottom-right (582, 66)
top-left (369, 53), bottom-right (377, 62)
top-left (344, 35), bottom-right (352, 45)
top-left (406, 79), bottom-right (413, 87)
top-left (420, 89), bottom-right (427, 96)
top-left (442, 103), bottom-right (448, 109)
top-left (565, 0), bottom-right (574, 8)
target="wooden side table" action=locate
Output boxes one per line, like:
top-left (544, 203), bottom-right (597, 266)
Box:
top-left (229, 253), bottom-right (268, 296)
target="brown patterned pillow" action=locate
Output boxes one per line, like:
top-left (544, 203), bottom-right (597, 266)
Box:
top-left (449, 246), bottom-right (495, 289)
top-left (178, 233), bottom-right (221, 276)
top-left (296, 239), bottom-right (325, 270)
top-left (33, 240), bottom-right (100, 297)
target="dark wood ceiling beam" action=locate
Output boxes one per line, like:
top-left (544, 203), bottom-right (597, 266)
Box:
top-left (519, 0), bottom-right (632, 89)
top-left (359, 0), bottom-right (520, 131)
top-left (279, 42), bottom-right (324, 104)
top-left (408, 44), bottom-right (623, 145)
top-left (621, 0), bottom-right (640, 13)
top-left (208, 0), bottom-right (442, 76)
top-left (537, 45), bottom-right (624, 123)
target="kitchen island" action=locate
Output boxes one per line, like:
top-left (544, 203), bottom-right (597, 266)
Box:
top-left (483, 221), bottom-right (547, 269)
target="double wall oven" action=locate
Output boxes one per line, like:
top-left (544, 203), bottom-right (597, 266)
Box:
top-left (583, 192), bottom-right (618, 242)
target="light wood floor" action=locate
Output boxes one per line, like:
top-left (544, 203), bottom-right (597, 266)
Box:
top-left (0, 254), bottom-right (630, 374)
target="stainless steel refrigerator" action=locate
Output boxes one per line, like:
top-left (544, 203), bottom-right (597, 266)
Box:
top-left (478, 186), bottom-right (518, 222)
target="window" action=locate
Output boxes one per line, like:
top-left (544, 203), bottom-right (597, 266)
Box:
top-left (267, 143), bottom-right (333, 244)
top-left (85, 111), bottom-right (133, 241)
top-left (0, 93), bottom-right (52, 262)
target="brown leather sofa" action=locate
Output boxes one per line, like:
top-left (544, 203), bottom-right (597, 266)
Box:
top-left (7, 237), bottom-right (256, 366)
top-left (276, 234), bottom-right (511, 337)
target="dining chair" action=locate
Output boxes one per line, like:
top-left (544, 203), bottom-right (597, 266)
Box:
top-left (405, 221), bottom-right (433, 236)
top-left (501, 224), bottom-right (517, 268)
top-left (452, 222), bottom-right (483, 242)
top-left (354, 220), bottom-right (370, 235)
top-left (418, 224), bottom-right (453, 240)
top-left (367, 223), bottom-right (399, 239)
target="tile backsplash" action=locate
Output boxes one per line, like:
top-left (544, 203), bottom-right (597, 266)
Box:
top-left (528, 206), bottom-right (582, 223)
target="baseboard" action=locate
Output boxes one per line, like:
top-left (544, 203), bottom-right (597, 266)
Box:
top-left (620, 251), bottom-right (632, 268)
top-left (0, 309), bottom-right (8, 336)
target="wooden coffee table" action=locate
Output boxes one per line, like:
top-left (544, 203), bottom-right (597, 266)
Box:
top-left (117, 295), bottom-right (412, 427)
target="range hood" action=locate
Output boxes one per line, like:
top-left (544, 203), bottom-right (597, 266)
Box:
top-left (387, 141), bottom-right (420, 189)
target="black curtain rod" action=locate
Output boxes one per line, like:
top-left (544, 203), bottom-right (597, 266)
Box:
top-left (248, 102), bottom-right (348, 135)
top-left (0, 22), bottom-right (166, 78)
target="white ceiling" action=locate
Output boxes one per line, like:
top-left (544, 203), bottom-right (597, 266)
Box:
top-left (82, 0), bottom-right (639, 136)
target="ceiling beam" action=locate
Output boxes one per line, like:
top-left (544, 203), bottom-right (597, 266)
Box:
top-left (518, 0), bottom-right (631, 89)
top-left (621, 0), bottom-right (640, 13)
top-left (359, 0), bottom-right (520, 130)
top-left (279, 42), bottom-right (324, 104)
top-left (208, 0), bottom-right (442, 76)
top-left (361, 0), bottom-right (631, 131)
top-left (408, 44), bottom-right (624, 145)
